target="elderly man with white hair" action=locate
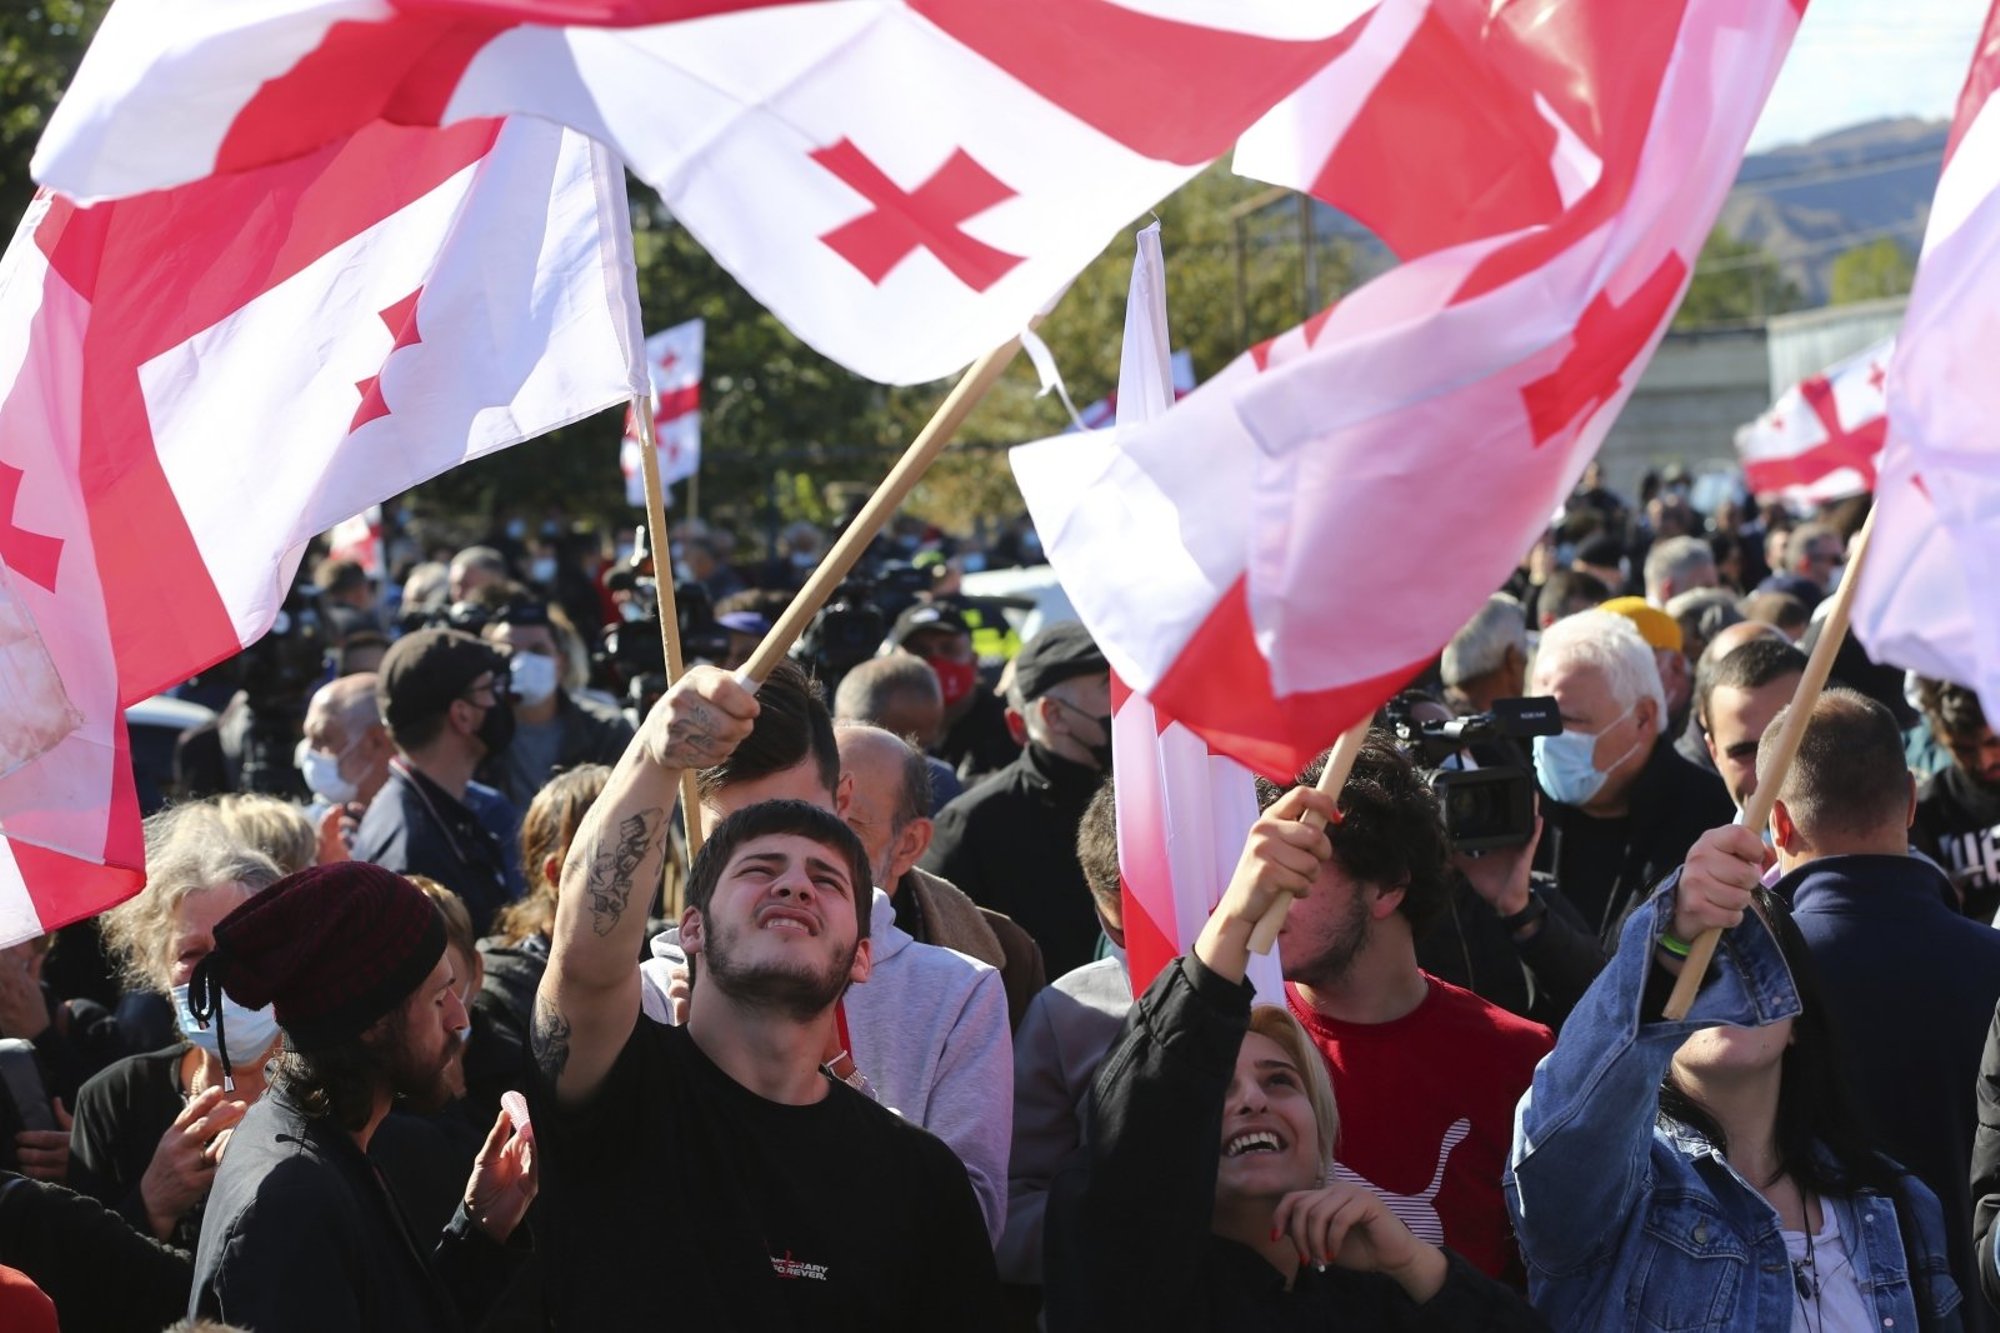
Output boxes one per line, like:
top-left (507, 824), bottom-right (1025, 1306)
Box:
top-left (1441, 594), bottom-right (1529, 714)
top-left (1528, 610), bottom-right (1732, 951)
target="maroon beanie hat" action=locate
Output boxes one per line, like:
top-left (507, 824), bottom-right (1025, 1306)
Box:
top-left (190, 861), bottom-right (445, 1060)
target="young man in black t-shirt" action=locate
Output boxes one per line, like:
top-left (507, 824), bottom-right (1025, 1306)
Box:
top-left (530, 666), bottom-right (998, 1330)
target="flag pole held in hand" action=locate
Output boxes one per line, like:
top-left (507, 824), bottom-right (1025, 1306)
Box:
top-left (735, 332), bottom-right (1027, 688)
top-left (632, 391), bottom-right (705, 865)
top-left (1663, 504), bottom-right (1878, 1019)
top-left (1247, 719), bottom-right (1372, 955)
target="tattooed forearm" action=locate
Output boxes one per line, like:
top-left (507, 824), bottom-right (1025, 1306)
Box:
top-left (531, 994), bottom-right (572, 1084)
top-left (585, 807), bottom-right (666, 936)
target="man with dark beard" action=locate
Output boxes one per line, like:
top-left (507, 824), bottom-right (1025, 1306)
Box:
top-left (530, 666), bottom-right (999, 1329)
top-left (1259, 736), bottom-right (1552, 1285)
top-left (185, 862), bottom-right (537, 1331)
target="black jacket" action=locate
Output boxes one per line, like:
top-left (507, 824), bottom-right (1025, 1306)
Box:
top-left (1786, 853), bottom-right (2000, 1333)
top-left (1043, 956), bottom-right (1546, 1332)
top-left (1913, 763), bottom-right (2000, 920)
top-left (0, 1171), bottom-right (192, 1333)
top-left (351, 762), bottom-right (522, 936)
top-left (1416, 872), bottom-right (1605, 1031)
top-left (190, 1090), bottom-right (515, 1332)
top-left (1532, 735), bottom-right (1732, 950)
top-left (923, 743), bottom-right (1104, 978)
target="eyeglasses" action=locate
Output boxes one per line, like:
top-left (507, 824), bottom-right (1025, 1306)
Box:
top-left (459, 676), bottom-right (509, 707)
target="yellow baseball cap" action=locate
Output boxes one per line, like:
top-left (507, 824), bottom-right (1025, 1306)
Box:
top-left (1599, 596), bottom-right (1684, 654)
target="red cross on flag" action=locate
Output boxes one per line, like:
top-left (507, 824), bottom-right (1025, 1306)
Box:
top-left (1013, 0), bottom-right (1805, 780)
top-left (1853, 0), bottom-right (2000, 716)
top-left (1734, 336), bottom-right (1893, 504)
top-left (33, 0), bottom-right (1376, 385)
top-left (620, 317), bottom-right (706, 504)
top-left (0, 118), bottom-right (644, 946)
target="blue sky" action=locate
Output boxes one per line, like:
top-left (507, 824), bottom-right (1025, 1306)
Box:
top-left (1749, 0), bottom-right (1985, 150)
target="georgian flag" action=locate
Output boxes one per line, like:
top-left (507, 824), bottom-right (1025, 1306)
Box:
top-left (0, 117), bottom-right (643, 945)
top-left (621, 317), bottom-right (706, 504)
top-left (33, 0), bottom-right (1379, 385)
top-left (1735, 336), bottom-right (1892, 504)
top-left (1014, 0), bottom-right (1806, 779)
top-left (1853, 0), bottom-right (2000, 716)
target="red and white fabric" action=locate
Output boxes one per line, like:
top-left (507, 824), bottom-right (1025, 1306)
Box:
top-left (1735, 336), bottom-right (1892, 504)
top-left (1853, 0), bottom-right (2000, 713)
top-left (325, 504), bottom-right (385, 578)
top-left (1014, 0), bottom-right (1805, 779)
top-left (0, 117), bottom-right (643, 946)
top-left (34, 0), bottom-right (1378, 385)
top-left (1105, 224), bottom-right (1276, 1003)
top-left (621, 317), bottom-right (705, 505)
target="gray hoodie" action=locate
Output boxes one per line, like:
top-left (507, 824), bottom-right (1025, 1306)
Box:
top-left (639, 888), bottom-right (1012, 1245)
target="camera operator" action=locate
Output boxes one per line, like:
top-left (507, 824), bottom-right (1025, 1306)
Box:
top-left (1390, 693), bottom-right (1606, 1032)
top-left (791, 576), bottom-right (888, 702)
top-left (174, 580), bottom-right (328, 803)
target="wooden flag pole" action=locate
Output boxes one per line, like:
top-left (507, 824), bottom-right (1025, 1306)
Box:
top-left (1247, 718), bottom-right (1373, 955)
top-left (1663, 504), bottom-right (1879, 1019)
top-left (633, 391), bottom-right (706, 867)
top-left (735, 332), bottom-right (1025, 686)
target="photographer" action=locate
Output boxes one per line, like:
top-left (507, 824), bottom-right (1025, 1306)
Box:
top-left (1394, 693), bottom-right (1605, 1031)
top-left (175, 577), bottom-right (329, 804)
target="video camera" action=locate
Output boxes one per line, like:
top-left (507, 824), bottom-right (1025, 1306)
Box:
top-left (791, 577), bottom-right (886, 687)
top-left (1382, 695), bottom-right (1560, 852)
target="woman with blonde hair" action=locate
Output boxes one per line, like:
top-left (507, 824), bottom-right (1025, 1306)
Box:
top-left (73, 805), bottom-right (282, 1247)
top-left (1044, 785), bottom-right (1544, 1331)
top-left (476, 765), bottom-right (611, 1056)
top-left (208, 794), bottom-right (317, 876)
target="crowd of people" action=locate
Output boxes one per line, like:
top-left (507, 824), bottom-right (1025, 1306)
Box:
top-left (2, 468), bottom-right (2000, 1332)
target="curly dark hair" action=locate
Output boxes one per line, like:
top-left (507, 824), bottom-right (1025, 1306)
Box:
top-left (1256, 730), bottom-right (1452, 938)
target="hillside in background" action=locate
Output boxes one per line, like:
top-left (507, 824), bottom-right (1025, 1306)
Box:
top-left (1721, 116), bottom-right (1943, 303)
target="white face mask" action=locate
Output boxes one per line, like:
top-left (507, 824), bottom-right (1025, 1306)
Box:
top-left (528, 556), bottom-right (557, 586)
top-left (510, 650), bottom-right (560, 706)
top-left (172, 981), bottom-right (280, 1066)
top-left (295, 738), bottom-right (359, 805)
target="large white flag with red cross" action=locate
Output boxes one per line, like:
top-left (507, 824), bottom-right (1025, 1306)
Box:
top-left (1853, 0), bottom-right (2000, 714)
top-left (1014, 0), bottom-right (1807, 780)
top-left (1735, 336), bottom-right (1892, 504)
top-left (33, 0), bottom-right (1377, 385)
top-left (0, 117), bottom-right (642, 946)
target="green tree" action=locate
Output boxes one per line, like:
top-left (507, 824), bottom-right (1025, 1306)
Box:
top-left (1828, 236), bottom-right (1915, 305)
top-left (1674, 228), bottom-right (1801, 329)
top-left (0, 3), bottom-right (109, 222)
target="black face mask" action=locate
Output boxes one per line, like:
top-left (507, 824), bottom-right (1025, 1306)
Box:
top-left (1083, 727), bottom-right (1114, 773)
top-left (476, 696), bottom-right (516, 757)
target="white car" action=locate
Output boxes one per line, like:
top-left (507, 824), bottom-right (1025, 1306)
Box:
top-left (957, 564), bottom-right (1076, 647)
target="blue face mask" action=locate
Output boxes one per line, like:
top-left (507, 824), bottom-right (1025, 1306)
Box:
top-left (1533, 704), bottom-right (1639, 807)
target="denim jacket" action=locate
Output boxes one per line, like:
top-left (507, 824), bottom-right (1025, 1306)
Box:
top-left (1505, 881), bottom-right (1963, 1332)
